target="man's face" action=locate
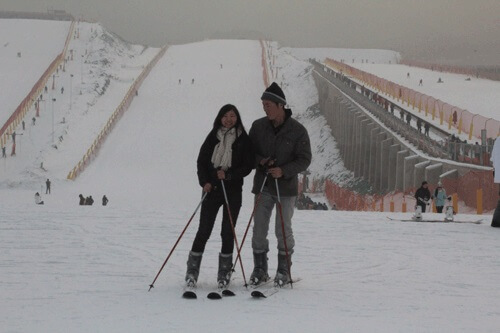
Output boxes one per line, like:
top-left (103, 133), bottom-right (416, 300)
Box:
top-left (262, 100), bottom-right (281, 120)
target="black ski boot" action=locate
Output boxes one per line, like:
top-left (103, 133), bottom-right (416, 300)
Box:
top-left (250, 252), bottom-right (269, 285)
top-left (274, 253), bottom-right (292, 287)
top-left (185, 251), bottom-right (203, 287)
top-left (217, 253), bottom-right (233, 288)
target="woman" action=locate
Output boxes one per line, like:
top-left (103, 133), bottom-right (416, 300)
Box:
top-left (434, 182), bottom-right (447, 213)
top-left (185, 104), bottom-right (253, 288)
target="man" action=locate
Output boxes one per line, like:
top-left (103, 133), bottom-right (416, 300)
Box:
top-left (491, 137), bottom-right (500, 227)
top-left (46, 179), bottom-right (51, 194)
top-left (415, 181), bottom-right (431, 213)
top-left (248, 82), bottom-right (312, 286)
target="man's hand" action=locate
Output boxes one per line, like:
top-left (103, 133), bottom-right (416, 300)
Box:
top-left (268, 167), bottom-right (283, 178)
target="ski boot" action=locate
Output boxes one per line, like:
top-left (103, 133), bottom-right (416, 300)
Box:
top-left (274, 253), bottom-right (292, 287)
top-left (185, 251), bottom-right (203, 287)
top-left (217, 253), bottom-right (233, 288)
top-left (249, 252), bottom-right (269, 285)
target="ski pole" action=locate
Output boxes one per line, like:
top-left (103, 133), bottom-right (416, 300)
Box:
top-left (231, 173), bottom-right (268, 275)
top-left (220, 179), bottom-right (248, 287)
top-left (275, 178), bottom-right (293, 288)
top-left (148, 191), bottom-right (208, 291)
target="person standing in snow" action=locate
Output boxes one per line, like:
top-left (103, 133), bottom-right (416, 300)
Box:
top-left (433, 182), bottom-right (448, 213)
top-left (85, 196), bottom-right (94, 205)
top-left (102, 195), bottom-right (109, 206)
top-left (185, 104), bottom-right (253, 288)
top-left (491, 137), bottom-right (500, 227)
top-left (248, 82), bottom-right (311, 286)
top-left (415, 181), bottom-right (431, 213)
top-left (424, 122), bottom-right (430, 136)
top-left (416, 118), bottom-right (422, 133)
top-left (46, 179), bottom-right (51, 194)
top-left (79, 194), bottom-right (85, 205)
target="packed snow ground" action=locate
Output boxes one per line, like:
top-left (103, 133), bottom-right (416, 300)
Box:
top-left (1, 20), bottom-right (499, 332)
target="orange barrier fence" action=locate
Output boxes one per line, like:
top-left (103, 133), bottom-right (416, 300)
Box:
top-left (66, 45), bottom-right (168, 180)
top-left (325, 58), bottom-right (500, 140)
top-left (0, 21), bottom-right (75, 148)
top-left (323, 171), bottom-right (496, 213)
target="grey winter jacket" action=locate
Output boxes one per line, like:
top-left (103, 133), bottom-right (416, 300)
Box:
top-left (249, 109), bottom-right (311, 197)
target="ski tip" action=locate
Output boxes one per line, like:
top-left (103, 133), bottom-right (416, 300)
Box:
top-left (251, 290), bottom-right (266, 298)
top-left (207, 292), bottom-right (222, 300)
top-left (182, 291), bottom-right (197, 299)
top-left (221, 289), bottom-right (235, 297)
top-left (148, 284), bottom-right (154, 292)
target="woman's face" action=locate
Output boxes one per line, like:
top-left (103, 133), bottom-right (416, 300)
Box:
top-left (221, 110), bottom-right (237, 128)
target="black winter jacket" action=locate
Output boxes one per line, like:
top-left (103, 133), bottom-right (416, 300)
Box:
top-left (197, 129), bottom-right (253, 193)
top-left (415, 187), bottom-right (431, 204)
top-left (249, 109), bottom-right (311, 197)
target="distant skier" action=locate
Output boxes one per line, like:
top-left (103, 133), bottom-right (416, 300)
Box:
top-left (424, 122), bottom-right (430, 136)
top-left (35, 192), bottom-right (44, 205)
top-left (406, 113), bottom-right (411, 126)
top-left (191, 78), bottom-right (195, 84)
top-left (415, 181), bottom-right (431, 213)
top-left (32, 117), bottom-right (36, 125)
top-left (102, 195), bottom-right (109, 206)
top-left (85, 196), bottom-right (94, 206)
top-left (416, 118), bottom-right (422, 133)
top-left (61, 87), bottom-right (64, 94)
top-left (419, 79), bottom-right (423, 86)
top-left (433, 182), bottom-right (448, 213)
top-left (46, 179), bottom-right (51, 194)
top-left (22, 120), bottom-right (25, 131)
top-left (178, 79), bottom-right (181, 84)
top-left (2, 146), bottom-right (6, 158)
top-left (79, 194), bottom-right (85, 205)
top-left (491, 137), bottom-right (500, 227)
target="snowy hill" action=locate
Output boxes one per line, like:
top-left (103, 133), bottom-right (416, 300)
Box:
top-left (0, 20), bottom-right (159, 189)
top-left (350, 62), bottom-right (500, 121)
top-left (0, 19), bottom-right (498, 332)
top-left (0, 19), bottom-right (70, 126)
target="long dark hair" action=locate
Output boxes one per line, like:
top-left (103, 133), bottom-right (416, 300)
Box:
top-left (210, 104), bottom-right (247, 135)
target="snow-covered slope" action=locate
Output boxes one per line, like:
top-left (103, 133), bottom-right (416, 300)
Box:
top-left (350, 63), bottom-right (500, 121)
top-left (0, 20), bottom-right (159, 189)
top-left (0, 19), bottom-right (70, 126)
top-left (0, 20), bottom-right (498, 332)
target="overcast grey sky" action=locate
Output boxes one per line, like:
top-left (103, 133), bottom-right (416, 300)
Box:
top-left (1, 0), bottom-right (499, 65)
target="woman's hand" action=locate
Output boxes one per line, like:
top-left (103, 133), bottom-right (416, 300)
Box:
top-left (203, 183), bottom-right (212, 192)
top-left (217, 170), bottom-right (226, 180)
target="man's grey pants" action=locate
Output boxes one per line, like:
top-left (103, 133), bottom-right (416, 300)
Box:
top-left (252, 191), bottom-right (296, 255)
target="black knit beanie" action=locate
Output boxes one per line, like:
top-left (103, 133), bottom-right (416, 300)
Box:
top-left (261, 82), bottom-right (286, 105)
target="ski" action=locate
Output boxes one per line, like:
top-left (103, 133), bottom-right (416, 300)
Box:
top-left (386, 217), bottom-right (482, 224)
top-left (251, 278), bottom-right (301, 299)
top-left (250, 278), bottom-right (273, 289)
top-left (207, 288), bottom-right (236, 300)
top-left (182, 287), bottom-right (197, 299)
